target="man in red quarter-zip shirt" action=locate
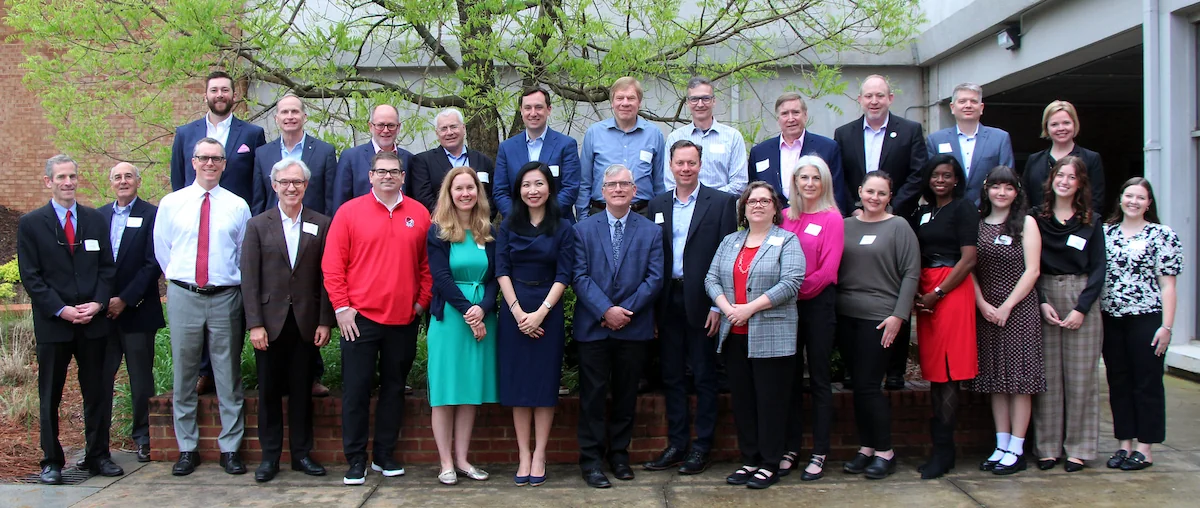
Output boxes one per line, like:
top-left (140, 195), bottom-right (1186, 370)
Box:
top-left (322, 150), bottom-right (432, 486)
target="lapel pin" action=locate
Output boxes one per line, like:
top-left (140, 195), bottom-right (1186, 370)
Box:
top-left (889, 132), bottom-right (897, 138)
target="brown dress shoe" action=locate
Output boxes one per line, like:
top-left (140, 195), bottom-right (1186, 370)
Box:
top-left (312, 382), bottom-right (330, 397)
top-left (196, 375), bottom-right (215, 395)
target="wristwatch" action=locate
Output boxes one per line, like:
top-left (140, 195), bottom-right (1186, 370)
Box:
top-left (542, 301), bottom-right (553, 310)
top-left (934, 286), bottom-right (946, 299)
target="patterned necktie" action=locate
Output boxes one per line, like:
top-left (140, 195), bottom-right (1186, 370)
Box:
top-left (612, 219), bottom-right (624, 265)
top-left (196, 192), bottom-right (210, 287)
top-left (64, 210), bottom-right (75, 254)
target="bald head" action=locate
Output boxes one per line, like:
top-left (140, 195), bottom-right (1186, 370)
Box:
top-left (109, 162), bottom-right (141, 205)
top-left (369, 104), bottom-right (401, 147)
top-left (857, 75), bottom-right (894, 127)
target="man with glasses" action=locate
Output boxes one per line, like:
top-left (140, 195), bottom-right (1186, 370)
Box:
top-left (331, 104), bottom-right (415, 216)
top-left (323, 151), bottom-right (432, 485)
top-left (577, 77), bottom-right (666, 219)
top-left (409, 108), bottom-right (496, 212)
top-left (154, 138), bottom-right (253, 476)
top-left (664, 77), bottom-right (747, 195)
top-left (493, 87), bottom-right (581, 219)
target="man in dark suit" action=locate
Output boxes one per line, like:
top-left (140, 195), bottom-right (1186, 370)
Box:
top-left (408, 108), bottom-right (495, 212)
top-left (251, 94), bottom-right (339, 215)
top-left (100, 162), bottom-right (163, 464)
top-left (170, 70), bottom-right (268, 204)
top-left (751, 93), bottom-right (848, 213)
top-left (644, 141), bottom-right (737, 475)
top-left (572, 164), bottom-right (664, 488)
top-left (925, 82), bottom-right (1015, 205)
top-left (493, 87), bottom-right (581, 219)
top-left (18, 155), bottom-right (119, 484)
top-left (242, 158), bottom-right (334, 482)
top-left (330, 104), bottom-right (415, 215)
top-left (834, 74), bottom-right (928, 219)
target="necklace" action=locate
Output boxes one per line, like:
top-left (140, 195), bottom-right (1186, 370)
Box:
top-left (736, 247), bottom-right (756, 274)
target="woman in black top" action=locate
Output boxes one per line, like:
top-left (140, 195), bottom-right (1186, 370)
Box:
top-left (1023, 101), bottom-right (1105, 214)
top-left (911, 154), bottom-right (979, 480)
top-left (1031, 156), bottom-right (1106, 472)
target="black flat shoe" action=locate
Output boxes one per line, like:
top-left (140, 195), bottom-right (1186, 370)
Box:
top-left (843, 452), bottom-right (872, 474)
top-left (726, 466), bottom-right (755, 485)
top-left (1037, 458), bottom-right (1060, 470)
top-left (777, 451), bottom-right (799, 477)
top-left (255, 461), bottom-right (279, 483)
top-left (39, 465), bottom-right (63, 485)
top-left (1120, 451), bottom-right (1153, 471)
top-left (746, 468), bottom-right (779, 489)
top-left (678, 449), bottom-right (710, 475)
top-left (864, 455), bottom-right (896, 479)
top-left (172, 451), bottom-right (199, 476)
top-left (644, 446), bottom-right (686, 471)
top-left (1106, 449), bottom-right (1129, 469)
top-left (979, 448), bottom-right (1005, 471)
top-left (88, 457), bottom-right (125, 477)
top-left (611, 462), bottom-right (634, 481)
top-left (800, 455), bottom-right (825, 481)
top-left (992, 453), bottom-right (1027, 475)
top-left (1064, 460), bottom-right (1085, 473)
top-left (582, 468), bottom-right (611, 488)
top-left (220, 451), bottom-right (247, 475)
top-left (291, 456), bottom-right (327, 476)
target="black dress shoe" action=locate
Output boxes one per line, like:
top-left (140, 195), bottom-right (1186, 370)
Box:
top-left (678, 449), bottom-right (710, 475)
top-left (884, 374), bottom-right (905, 390)
top-left (89, 457), bottom-right (125, 477)
top-left (255, 461), bottom-right (280, 483)
top-left (611, 462), bottom-right (635, 480)
top-left (800, 455), bottom-right (826, 481)
top-left (291, 456), bottom-right (327, 476)
top-left (40, 465), bottom-right (63, 485)
top-left (582, 468), bottom-right (612, 488)
top-left (173, 451), bottom-right (200, 476)
top-left (725, 466), bottom-right (754, 485)
top-left (746, 468), bottom-right (779, 489)
top-left (1106, 449), bottom-right (1129, 469)
top-left (843, 452), bottom-right (872, 474)
top-left (643, 446), bottom-right (686, 471)
top-left (220, 451), bottom-right (247, 475)
top-left (979, 448), bottom-right (1005, 471)
top-left (1064, 460), bottom-right (1085, 473)
top-left (136, 444), bottom-right (151, 463)
top-left (1120, 451), bottom-right (1153, 471)
top-left (864, 455), bottom-right (896, 479)
top-left (992, 453), bottom-right (1027, 475)
top-left (1037, 458), bottom-right (1060, 470)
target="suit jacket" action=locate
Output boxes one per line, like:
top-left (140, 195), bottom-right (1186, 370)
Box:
top-left (170, 116), bottom-right (268, 203)
top-left (409, 147), bottom-right (495, 213)
top-left (330, 141), bottom-right (415, 217)
top-left (17, 202), bottom-right (116, 342)
top-left (704, 226), bottom-right (804, 358)
top-left (251, 134), bottom-right (339, 215)
top-left (572, 210), bottom-right (664, 342)
top-left (749, 132), bottom-right (849, 214)
top-left (99, 198), bottom-right (164, 333)
top-left (647, 186), bottom-right (738, 328)
top-left (240, 207), bottom-right (335, 342)
top-left (834, 113), bottom-right (928, 218)
top-left (493, 128), bottom-right (581, 218)
top-left (426, 225), bottom-right (500, 321)
top-left (1023, 145), bottom-right (1105, 215)
top-left (926, 125), bottom-right (1015, 205)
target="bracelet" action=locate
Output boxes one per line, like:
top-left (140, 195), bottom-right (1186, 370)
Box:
top-left (542, 301), bottom-right (553, 310)
top-left (509, 301), bottom-right (519, 310)
top-left (1161, 325), bottom-right (1173, 334)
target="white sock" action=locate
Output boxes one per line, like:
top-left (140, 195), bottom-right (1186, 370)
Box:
top-left (1008, 436), bottom-right (1025, 456)
top-left (998, 450), bottom-right (1018, 466)
top-left (988, 433), bottom-right (1011, 461)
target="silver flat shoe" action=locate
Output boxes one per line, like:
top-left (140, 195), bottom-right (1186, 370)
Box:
top-left (438, 469), bottom-right (458, 485)
top-left (456, 466), bottom-right (489, 481)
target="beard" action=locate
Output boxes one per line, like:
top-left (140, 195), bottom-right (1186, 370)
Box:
top-left (207, 97), bottom-right (233, 116)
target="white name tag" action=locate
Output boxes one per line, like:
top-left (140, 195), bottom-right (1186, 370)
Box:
top-left (639, 150), bottom-right (654, 163)
top-left (994, 235), bottom-right (1013, 245)
top-left (804, 223), bottom-right (822, 236)
top-left (938, 142), bottom-right (953, 154)
top-left (549, 165), bottom-right (560, 177)
top-left (654, 212), bottom-right (665, 224)
top-left (477, 242), bottom-right (486, 250)
top-left (302, 222), bottom-right (319, 236)
top-left (126, 216), bottom-right (143, 228)
top-left (84, 239), bottom-right (100, 252)
top-left (767, 235), bottom-right (784, 246)
top-left (1066, 234), bottom-right (1087, 250)
top-left (859, 235), bottom-right (876, 245)
top-left (477, 172), bottom-right (490, 183)
top-left (920, 212), bottom-right (931, 225)
top-left (711, 143), bottom-right (727, 154)
top-left (1128, 239), bottom-right (1147, 252)
top-left (755, 159), bottom-right (770, 172)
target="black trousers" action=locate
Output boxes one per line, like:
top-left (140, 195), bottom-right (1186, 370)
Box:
top-left (1102, 312), bottom-right (1167, 444)
top-left (340, 315), bottom-right (417, 463)
top-left (723, 333), bottom-right (795, 470)
top-left (102, 328), bottom-right (157, 445)
top-left (886, 320), bottom-right (912, 380)
top-left (660, 284), bottom-right (719, 452)
top-left (36, 332), bottom-right (109, 468)
top-left (202, 340), bottom-right (325, 380)
top-left (577, 338), bottom-right (649, 470)
top-left (839, 316), bottom-right (892, 451)
top-left (255, 311), bottom-right (317, 462)
top-left (787, 285), bottom-right (837, 455)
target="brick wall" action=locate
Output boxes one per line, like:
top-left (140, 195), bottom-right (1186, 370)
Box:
top-left (148, 383), bottom-right (992, 465)
top-left (0, 1), bottom-right (56, 212)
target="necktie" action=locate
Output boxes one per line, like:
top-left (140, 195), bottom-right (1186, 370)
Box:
top-left (196, 193), bottom-right (210, 287)
top-left (612, 220), bottom-right (624, 265)
top-left (64, 210), bottom-right (75, 254)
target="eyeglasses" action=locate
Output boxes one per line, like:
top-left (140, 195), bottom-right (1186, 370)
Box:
top-left (745, 198), bottom-right (774, 208)
top-left (371, 122), bottom-right (400, 131)
top-left (686, 95), bottom-right (715, 104)
top-left (193, 155), bottom-right (226, 164)
top-left (601, 181), bottom-right (634, 189)
top-left (274, 179), bottom-right (307, 188)
top-left (371, 169), bottom-right (404, 177)
top-left (436, 123), bottom-right (463, 133)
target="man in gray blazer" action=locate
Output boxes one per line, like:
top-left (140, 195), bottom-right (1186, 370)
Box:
top-left (925, 83), bottom-right (1015, 205)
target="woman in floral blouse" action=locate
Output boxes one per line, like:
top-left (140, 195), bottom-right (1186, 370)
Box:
top-left (1100, 177), bottom-right (1183, 472)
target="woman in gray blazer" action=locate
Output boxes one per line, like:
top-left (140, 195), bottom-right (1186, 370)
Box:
top-left (705, 181), bottom-right (805, 489)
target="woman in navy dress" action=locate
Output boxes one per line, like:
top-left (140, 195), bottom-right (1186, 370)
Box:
top-left (496, 162), bottom-right (575, 486)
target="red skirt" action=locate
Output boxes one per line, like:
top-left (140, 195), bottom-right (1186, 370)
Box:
top-left (917, 267), bottom-right (978, 383)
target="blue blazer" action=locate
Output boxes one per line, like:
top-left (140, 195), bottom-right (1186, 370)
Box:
top-left (571, 211), bottom-right (664, 343)
top-left (493, 128), bottom-right (581, 219)
top-left (749, 132), bottom-right (848, 214)
top-left (251, 135), bottom-right (339, 215)
top-left (169, 117), bottom-right (267, 204)
top-left (330, 141), bottom-right (415, 217)
top-left (925, 125), bottom-right (1014, 205)
top-left (99, 198), bottom-right (165, 333)
top-left (426, 225), bottom-right (499, 321)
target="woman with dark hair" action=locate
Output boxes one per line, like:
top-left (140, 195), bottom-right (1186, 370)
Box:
top-left (910, 154), bottom-right (979, 480)
top-left (706, 181), bottom-right (805, 489)
top-left (1100, 178), bottom-right (1183, 471)
top-left (837, 171), bottom-right (921, 480)
top-left (1023, 100), bottom-right (1105, 214)
top-left (966, 166), bottom-right (1044, 476)
top-left (1031, 156), bottom-right (1106, 472)
top-left (495, 161), bottom-right (574, 486)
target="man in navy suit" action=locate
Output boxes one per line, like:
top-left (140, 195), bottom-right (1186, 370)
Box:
top-left (408, 108), bottom-right (496, 212)
top-left (170, 70), bottom-right (268, 204)
top-left (572, 164), bottom-right (664, 488)
top-left (493, 87), bottom-right (580, 219)
top-left (925, 82), bottom-right (1015, 205)
top-left (251, 94), bottom-right (339, 215)
top-left (750, 93), bottom-right (848, 213)
top-left (330, 104), bottom-right (415, 216)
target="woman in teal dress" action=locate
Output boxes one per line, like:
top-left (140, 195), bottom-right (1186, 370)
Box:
top-left (426, 166), bottom-right (499, 485)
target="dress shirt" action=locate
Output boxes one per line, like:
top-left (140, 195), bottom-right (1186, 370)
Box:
top-left (280, 133), bottom-right (306, 161)
top-left (606, 208), bottom-right (629, 259)
top-left (444, 146), bottom-right (469, 168)
top-left (669, 186), bottom-right (700, 279)
top-left (578, 117), bottom-right (666, 217)
top-left (863, 117), bottom-right (889, 174)
top-left (50, 199), bottom-right (78, 235)
top-left (153, 183), bottom-right (250, 286)
top-left (526, 129), bottom-right (547, 161)
top-left (663, 120), bottom-right (748, 194)
top-left (280, 204), bottom-right (302, 268)
top-left (778, 134), bottom-right (805, 199)
top-left (109, 197), bottom-right (137, 260)
top-left (371, 139), bottom-right (398, 154)
top-left (957, 125), bottom-right (978, 178)
top-left (205, 113), bottom-right (233, 150)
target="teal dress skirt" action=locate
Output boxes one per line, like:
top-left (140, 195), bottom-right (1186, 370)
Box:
top-left (427, 229), bottom-right (499, 407)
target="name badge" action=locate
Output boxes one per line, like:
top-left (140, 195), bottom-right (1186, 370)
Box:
top-left (767, 235), bottom-right (784, 246)
top-left (639, 150), bottom-right (654, 163)
top-left (994, 235), bottom-right (1013, 245)
top-left (938, 142), bottom-right (953, 154)
top-left (477, 172), bottom-right (490, 183)
top-left (654, 212), bottom-right (665, 224)
top-left (1128, 239), bottom-right (1147, 252)
top-left (920, 212), bottom-right (931, 225)
top-left (84, 239), bottom-right (100, 252)
top-left (859, 235), bottom-right (876, 245)
top-left (1066, 234), bottom-right (1087, 250)
top-left (477, 242), bottom-right (486, 250)
top-left (126, 216), bottom-right (143, 228)
top-left (711, 143), bottom-right (727, 154)
top-left (755, 159), bottom-right (770, 172)
top-left (302, 222), bottom-right (319, 236)
top-left (803, 223), bottom-right (822, 236)
top-left (549, 165), bottom-right (560, 177)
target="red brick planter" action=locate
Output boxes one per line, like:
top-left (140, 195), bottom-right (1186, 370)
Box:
top-left (148, 382), bottom-right (992, 464)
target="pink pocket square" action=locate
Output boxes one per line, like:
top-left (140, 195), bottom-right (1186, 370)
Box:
top-left (237, 144), bottom-right (251, 153)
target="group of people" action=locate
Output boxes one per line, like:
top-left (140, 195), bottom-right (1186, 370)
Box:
top-left (17, 70), bottom-right (1180, 492)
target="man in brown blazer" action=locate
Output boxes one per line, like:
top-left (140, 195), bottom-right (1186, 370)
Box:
top-left (241, 158), bottom-right (334, 482)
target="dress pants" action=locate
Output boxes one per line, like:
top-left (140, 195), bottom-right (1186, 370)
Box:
top-left (660, 283), bottom-right (718, 452)
top-left (102, 328), bottom-right (157, 446)
top-left (577, 337), bottom-right (649, 470)
top-left (1102, 312), bottom-right (1167, 444)
top-left (723, 333), bottom-right (795, 470)
top-left (886, 320), bottom-right (912, 380)
top-left (36, 330), bottom-right (109, 468)
top-left (786, 285), bottom-right (836, 455)
top-left (255, 310), bottom-right (317, 462)
top-left (201, 339), bottom-right (324, 380)
top-left (341, 315), bottom-right (417, 463)
top-left (839, 316), bottom-right (893, 451)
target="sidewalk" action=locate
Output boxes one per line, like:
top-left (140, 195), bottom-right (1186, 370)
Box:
top-left (7, 373), bottom-right (1200, 508)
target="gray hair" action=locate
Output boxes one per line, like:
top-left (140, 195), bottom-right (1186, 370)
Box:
top-left (603, 164), bottom-right (632, 180)
top-left (686, 76), bottom-right (711, 91)
top-left (45, 154), bottom-right (78, 177)
top-left (786, 155), bottom-right (839, 219)
top-left (192, 137), bottom-right (225, 157)
top-left (271, 158), bottom-right (311, 181)
top-left (278, 92), bottom-right (306, 113)
top-left (110, 162), bottom-right (141, 180)
top-left (435, 108), bottom-right (465, 126)
top-left (952, 82), bottom-right (984, 102)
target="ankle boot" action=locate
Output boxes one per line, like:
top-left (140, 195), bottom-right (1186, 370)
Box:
top-left (918, 418), bottom-right (940, 475)
top-left (921, 419), bottom-right (956, 480)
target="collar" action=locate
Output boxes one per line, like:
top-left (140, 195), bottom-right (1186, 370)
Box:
top-left (673, 185), bottom-right (701, 205)
top-left (113, 196), bottom-right (139, 214)
top-left (371, 189), bottom-right (403, 210)
top-left (189, 182), bottom-right (224, 197)
top-left (525, 128), bottom-right (548, 144)
top-left (603, 117), bottom-right (644, 133)
top-left (956, 124), bottom-right (980, 138)
top-left (50, 199), bottom-right (77, 218)
top-left (443, 145), bottom-right (467, 159)
top-left (206, 113), bottom-right (233, 131)
top-left (862, 116), bottom-right (889, 133)
top-left (689, 120), bottom-right (719, 136)
top-left (606, 208), bottom-right (630, 224)
top-left (371, 139), bottom-right (397, 154)
top-left (279, 203), bottom-right (303, 223)
top-left (780, 131), bottom-right (806, 149)
top-left (281, 133), bottom-right (307, 153)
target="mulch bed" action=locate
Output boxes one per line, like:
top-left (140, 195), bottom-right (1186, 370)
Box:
top-left (0, 362), bottom-right (87, 482)
top-left (0, 205), bottom-right (20, 264)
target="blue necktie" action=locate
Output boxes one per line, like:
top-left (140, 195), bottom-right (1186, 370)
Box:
top-left (612, 220), bottom-right (624, 265)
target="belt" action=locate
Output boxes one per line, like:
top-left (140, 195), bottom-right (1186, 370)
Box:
top-left (170, 280), bottom-right (237, 295)
top-left (671, 277), bottom-right (686, 285)
top-left (590, 200), bottom-right (648, 212)
top-left (514, 278), bottom-right (554, 286)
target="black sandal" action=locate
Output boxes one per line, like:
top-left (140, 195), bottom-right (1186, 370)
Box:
top-left (1106, 449), bottom-right (1129, 469)
top-left (800, 455), bottom-right (825, 481)
top-left (777, 452), bottom-right (799, 477)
